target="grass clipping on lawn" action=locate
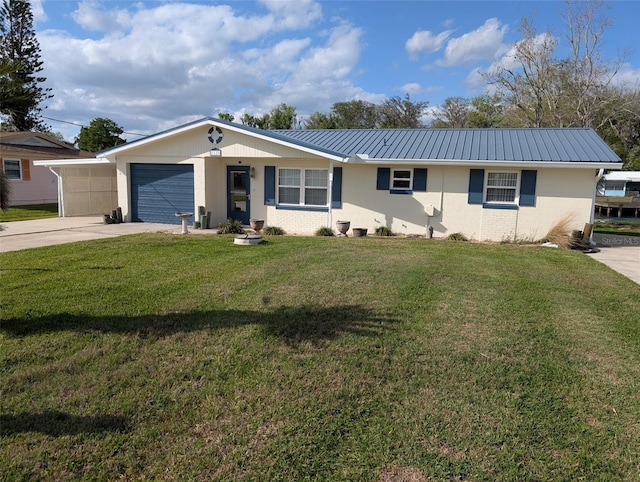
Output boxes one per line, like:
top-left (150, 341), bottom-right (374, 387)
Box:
top-left (543, 213), bottom-right (578, 248)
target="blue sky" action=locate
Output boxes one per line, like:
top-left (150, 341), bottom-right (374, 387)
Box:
top-left (33, 0), bottom-right (640, 141)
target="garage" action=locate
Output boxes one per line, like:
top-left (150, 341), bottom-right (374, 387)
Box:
top-left (130, 164), bottom-right (194, 224)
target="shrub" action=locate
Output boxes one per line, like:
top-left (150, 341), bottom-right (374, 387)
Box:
top-left (374, 226), bottom-right (394, 237)
top-left (217, 218), bottom-right (246, 234)
top-left (315, 226), bottom-right (335, 236)
top-left (447, 232), bottom-right (468, 241)
top-left (263, 226), bottom-right (285, 235)
top-left (540, 213), bottom-right (577, 248)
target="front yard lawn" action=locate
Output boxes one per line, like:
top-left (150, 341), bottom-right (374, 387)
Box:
top-left (1, 235), bottom-right (639, 480)
top-left (0, 203), bottom-right (58, 222)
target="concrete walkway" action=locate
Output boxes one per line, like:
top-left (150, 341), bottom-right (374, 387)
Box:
top-left (0, 216), bottom-right (216, 253)
top-left (1, 218), bottom-right (638, 285)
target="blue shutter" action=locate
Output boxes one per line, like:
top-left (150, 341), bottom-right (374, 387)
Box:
top-left (331, 166), bottom-right (343, 208)
top-left (413, 168), bottom-right (427, 192)
top-left (377, 168), bottom-right (390, 190)
top-left (468, 169), bottom-right (485, 204)
top-left (519, 170), bottom-right (537, 206)
top-left (264, 166), bottom-right (276, 205)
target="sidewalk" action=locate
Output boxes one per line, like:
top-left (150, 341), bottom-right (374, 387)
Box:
top-left (0, 217), bottom-right (215, 253)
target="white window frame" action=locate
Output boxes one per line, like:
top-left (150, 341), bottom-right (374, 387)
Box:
top-left (391, 169), bottom-right (413, 190)
top-left (3, 159), bottom-right (22, 180)
top-left (484, 171), bottom-right (520, 204)
top-left (277, 168), bottom-right (329, 206)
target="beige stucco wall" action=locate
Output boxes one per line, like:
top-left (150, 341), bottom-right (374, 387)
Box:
top-left (61, 165), bottom-right (118, 216)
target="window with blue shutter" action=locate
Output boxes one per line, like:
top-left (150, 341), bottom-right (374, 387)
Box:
top-left (331, 166), bottom-right (343, 208)
top-left (377, 167), bottom-right (427, 193)
top-left (376, 168), bottom-right (390, 190)
top-left (413, 168), bottom-right (427, 192)
top-left (264, 166), bottom-right (275, 205)
top-left (519, 170), bottom-right (537, 206)
top-left (468, 169), bottom-right (484, 204)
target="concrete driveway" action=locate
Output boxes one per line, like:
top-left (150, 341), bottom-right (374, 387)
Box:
top-left (0, 216), bottom-right (215, 253)
top-left (587, 233), bottom-right (640, 285)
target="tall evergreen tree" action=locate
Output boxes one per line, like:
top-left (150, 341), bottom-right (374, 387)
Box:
top-left (0, 0), bottom-right (51, 131)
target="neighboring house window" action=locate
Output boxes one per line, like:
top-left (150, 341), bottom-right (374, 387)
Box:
top-left (485, 172), bottom-right (518, 203)
top-left (3, 159), bottom-right (22, 180)
top-left (278, 168), bottom-right (328, 206)
top-left (604, 181), bottom-right (625, 195)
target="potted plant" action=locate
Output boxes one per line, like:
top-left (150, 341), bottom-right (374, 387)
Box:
top-left (352, 227), bottom-right (368, 237)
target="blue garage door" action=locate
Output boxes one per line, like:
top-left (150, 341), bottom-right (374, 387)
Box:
top-left (130, 164), bottom-right (194, 224)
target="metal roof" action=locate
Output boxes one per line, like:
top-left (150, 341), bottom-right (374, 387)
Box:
top-left (271, 128), bottom-right (621, 163)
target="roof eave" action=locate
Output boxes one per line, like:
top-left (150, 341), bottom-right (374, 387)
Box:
top-left (33, 157), bottom-right (113, 167)
top-left (346, 156), bottom-right (623, 169)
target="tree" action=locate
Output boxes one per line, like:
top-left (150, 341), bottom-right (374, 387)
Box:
top-left (240, 104), bottom-right (297, 130)
top-left (217, 112), bottom-right (234, 122)
top-left (431, 97), bottom-right (470, 128)
top-left (562, 0), bottom-right (622, 128)
top-left (0, 0), bottom-right (51, 131)
top-left (75, 118), bottom-right (126, 152)
top-left (485, 15), bottom-right (560, 127)
top-left (467, 94), bottom-right (505, 128)
top-left (305, 100), bottom-right (378, 129)
top-left (485, 1), bottom-right (629, 130)
top-left (331, 100), bottom-right (378, 129)
top-left (596, 89), bottom-right (640, 170)
top-left (268, 103), bottom-right (297, 129)
top-left (378, 94), bottom-right (428, 128)
top-left (304, 111), bottom-right (336, 129)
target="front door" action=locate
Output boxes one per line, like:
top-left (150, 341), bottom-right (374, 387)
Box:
top-left (227, 166), bottom-right (250, 224)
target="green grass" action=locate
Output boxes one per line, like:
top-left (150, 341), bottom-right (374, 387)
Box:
top-left (0, 203), bottom-right (58, 222)
top-left (593, 221), bottom-right (640, 237)
top-left (1, 235), bottom-right (639, 480)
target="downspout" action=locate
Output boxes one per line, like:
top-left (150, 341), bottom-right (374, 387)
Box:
top-left (49, 167), bottom-right (64, 217)
top-left (590, 168), bottom-right (605, 245)
top-left (327, 159), bottom-right (334, 228)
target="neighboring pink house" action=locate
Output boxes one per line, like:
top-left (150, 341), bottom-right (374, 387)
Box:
top-left (0, 132), bottom-right (94, 206)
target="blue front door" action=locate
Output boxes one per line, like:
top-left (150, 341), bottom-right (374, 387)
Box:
top-left (227, 166), bottom-right (250, 224)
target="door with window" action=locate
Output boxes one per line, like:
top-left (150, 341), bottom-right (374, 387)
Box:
top-left (227, 166), bottom-right (250, 224)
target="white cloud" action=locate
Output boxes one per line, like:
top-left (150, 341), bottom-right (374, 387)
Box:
top-left (405, 29), bottom-right (452, 59)
top-left (39, 1), bottom-right (374, 139)
top-left (71, 0), bottom-right (132, 31)
top-left (397, 83), bottom-right (442, 95)
top-left (258, 0), bottom-right (322, 29)
top-left (438, 18), bottom-right (508, 66)
top-left (399, 82), bottom-right (423, 95)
